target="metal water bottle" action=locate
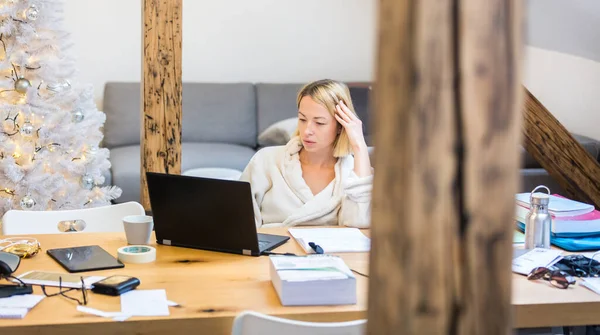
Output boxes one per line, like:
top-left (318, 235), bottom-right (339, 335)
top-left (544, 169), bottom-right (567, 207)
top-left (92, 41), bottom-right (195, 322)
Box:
top-left (524, 185), bottom-right (552, 249)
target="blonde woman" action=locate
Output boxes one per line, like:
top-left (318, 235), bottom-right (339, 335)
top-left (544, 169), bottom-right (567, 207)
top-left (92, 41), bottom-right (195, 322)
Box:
top-left (240, 79), bottom-right (373, 228)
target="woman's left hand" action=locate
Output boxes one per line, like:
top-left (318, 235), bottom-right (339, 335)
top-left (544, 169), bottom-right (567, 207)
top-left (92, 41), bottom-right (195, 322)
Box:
top-left (334, 100), bottom-right (367, 151)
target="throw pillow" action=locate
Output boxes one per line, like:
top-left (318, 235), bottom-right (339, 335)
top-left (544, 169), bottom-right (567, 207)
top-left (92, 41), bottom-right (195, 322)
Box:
top-left (258, 117), bottom-right (298, 146)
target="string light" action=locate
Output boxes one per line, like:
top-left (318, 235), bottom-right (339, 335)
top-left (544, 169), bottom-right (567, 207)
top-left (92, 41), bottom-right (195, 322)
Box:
top-left (1, 188), bottom-right (15, 196)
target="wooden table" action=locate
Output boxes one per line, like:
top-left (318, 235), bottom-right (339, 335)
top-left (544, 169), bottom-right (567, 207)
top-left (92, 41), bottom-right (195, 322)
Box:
top-left (0, 228), bottom-right (368, 334)
top-left (2, 228), bottom-right (600, 334)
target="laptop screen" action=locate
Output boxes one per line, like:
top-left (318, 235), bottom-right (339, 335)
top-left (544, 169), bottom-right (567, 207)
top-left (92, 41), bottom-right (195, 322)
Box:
top-left (146, 172), bottom-right (260, 254)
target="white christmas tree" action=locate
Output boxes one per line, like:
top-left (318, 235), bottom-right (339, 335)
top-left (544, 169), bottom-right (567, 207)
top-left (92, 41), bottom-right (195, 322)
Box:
top-left (0, 0), bottom-right (121, 216)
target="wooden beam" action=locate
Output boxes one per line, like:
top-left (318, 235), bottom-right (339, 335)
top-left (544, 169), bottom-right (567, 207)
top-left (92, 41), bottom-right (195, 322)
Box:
top-left (523, 89), bottom-right (600, 209)
top-left (141, 0), bottom-right (183, 210)
top-left (367, 0), bottom-right (523, 334)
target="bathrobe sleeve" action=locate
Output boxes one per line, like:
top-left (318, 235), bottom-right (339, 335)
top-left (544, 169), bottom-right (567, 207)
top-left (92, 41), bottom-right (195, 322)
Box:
top-left (338, 170), bottom-right (373, 228)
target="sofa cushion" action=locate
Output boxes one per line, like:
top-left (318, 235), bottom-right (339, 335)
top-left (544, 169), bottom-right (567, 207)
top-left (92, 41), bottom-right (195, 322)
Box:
top-left (520, 133), bottom-right (600, 168)
top-left (181, 83), bottom-right (257, 147)
top-left (255, 83), bottom-right (304, 137)
top-left (110, 143), bottom-right (256, 203)
top-left (103, 82), bottom-right (257, 149)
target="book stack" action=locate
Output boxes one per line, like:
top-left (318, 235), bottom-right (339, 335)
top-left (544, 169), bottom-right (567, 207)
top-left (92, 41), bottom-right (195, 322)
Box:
top-left (515, 193), bottom-right (600, 251)
top-left (269, 255), bottom-right (356, 306)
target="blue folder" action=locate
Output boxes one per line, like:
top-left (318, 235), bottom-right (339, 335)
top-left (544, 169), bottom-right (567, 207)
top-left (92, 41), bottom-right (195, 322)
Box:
top-left (516, 221), bottom-right (600, 252)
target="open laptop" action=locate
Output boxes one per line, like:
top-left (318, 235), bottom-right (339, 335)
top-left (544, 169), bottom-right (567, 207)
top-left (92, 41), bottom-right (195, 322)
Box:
top-left (146, 172), bottom-right (289, 256)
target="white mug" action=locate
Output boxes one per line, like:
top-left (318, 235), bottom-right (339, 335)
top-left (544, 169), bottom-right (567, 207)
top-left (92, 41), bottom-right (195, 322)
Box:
top-left (122, 215), bottom-right (154, 245)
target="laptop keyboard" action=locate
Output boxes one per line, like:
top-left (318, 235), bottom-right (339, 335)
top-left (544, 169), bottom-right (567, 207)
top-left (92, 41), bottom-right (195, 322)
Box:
top-left (258, 240), bottom-right (270, 249)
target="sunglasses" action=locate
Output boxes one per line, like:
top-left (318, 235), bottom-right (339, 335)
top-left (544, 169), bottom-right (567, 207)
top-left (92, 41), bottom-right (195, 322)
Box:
top-left (527, 266), bottom-right (576, 289)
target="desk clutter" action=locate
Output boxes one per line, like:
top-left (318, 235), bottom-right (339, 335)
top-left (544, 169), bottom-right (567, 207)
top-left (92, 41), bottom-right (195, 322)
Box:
top-left (0, 211), bottom-right (372, 323)
top-left (516, 185), bottom-right (600, 251)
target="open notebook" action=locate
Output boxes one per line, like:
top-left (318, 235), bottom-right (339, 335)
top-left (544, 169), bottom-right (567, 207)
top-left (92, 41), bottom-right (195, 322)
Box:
top-left (288, 228), bottom-right (370, 253)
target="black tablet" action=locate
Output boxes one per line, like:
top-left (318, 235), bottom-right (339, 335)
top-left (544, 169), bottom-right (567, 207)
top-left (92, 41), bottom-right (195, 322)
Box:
top-left (46, 245), bottom-right (124, 273)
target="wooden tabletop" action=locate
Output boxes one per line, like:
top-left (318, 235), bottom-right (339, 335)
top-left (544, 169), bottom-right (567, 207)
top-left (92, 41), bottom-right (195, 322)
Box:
top-left (0, 228), bottom-right (368, 334)
top-left (1, 228), bottom-right (600, 333)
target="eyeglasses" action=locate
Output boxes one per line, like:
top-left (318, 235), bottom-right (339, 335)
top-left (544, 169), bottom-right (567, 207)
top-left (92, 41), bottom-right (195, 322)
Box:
top-left (527, 266), bottom-right (576, 289)
top-left (41, 277), bottom-right (88, 305)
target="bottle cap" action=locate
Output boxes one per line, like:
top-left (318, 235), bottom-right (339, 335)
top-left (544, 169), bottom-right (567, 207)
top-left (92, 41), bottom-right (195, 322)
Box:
top-left (531, 192), bottom-right (550, 206)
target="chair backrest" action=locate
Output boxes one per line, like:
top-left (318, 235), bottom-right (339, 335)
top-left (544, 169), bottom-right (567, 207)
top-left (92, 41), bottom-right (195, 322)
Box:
top-left (231, 311), bottom-right (366, 335)
top-left (1, 202), bottom-right (145, 235)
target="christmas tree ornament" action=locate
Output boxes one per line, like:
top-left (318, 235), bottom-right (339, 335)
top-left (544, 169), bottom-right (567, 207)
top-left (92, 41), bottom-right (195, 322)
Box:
top-left (20, 121), bottom-right (34, 137)
top-left (14, 77), bottom-right (32, 94)
top-left (26, 4), bottom-right (39, 21)
top-left (72, 108), bottom-right (84, 123)
top-left (81, 174), bottom-right (94, 190)
top-left (46, 80), bottom-right (71, 93)
top-left (87, 145), bottom-right (98, 155)
top-left (20, 194), bottom-right (36, 210)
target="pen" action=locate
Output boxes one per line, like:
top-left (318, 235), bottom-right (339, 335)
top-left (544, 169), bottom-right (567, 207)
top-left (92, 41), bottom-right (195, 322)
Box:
top-left (308, 242), bottom-right (324, 254)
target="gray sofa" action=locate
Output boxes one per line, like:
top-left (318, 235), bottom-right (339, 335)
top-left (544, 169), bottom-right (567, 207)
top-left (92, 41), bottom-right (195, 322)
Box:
top-left (102, 81), bottom-right (600, 204)
top-left (102, 82), bottom-right (374, 204)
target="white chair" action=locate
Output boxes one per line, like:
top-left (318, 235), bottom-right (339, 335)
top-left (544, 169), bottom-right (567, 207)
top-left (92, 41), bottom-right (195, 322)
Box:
top-left (231, 311), bottom-right (366, 335)
top-left (1, 201), bottom-right (145, 235)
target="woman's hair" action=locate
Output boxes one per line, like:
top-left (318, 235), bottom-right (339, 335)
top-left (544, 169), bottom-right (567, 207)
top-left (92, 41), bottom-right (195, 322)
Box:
top-left (293, 79), bottom-right (358, 157)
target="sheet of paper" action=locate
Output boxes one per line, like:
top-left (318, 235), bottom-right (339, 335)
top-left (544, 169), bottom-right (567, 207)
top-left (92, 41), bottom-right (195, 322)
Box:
top-left (288, 228), bottom-right (370, 253)
top-left (0, 294), bottom-right (44, 309)
top-left (512, 248), bottom-right (563, 275)
top-left (120, 289), bottom-right (169, 317)
top-left (581, 278), bottom-right (600, 295)
top-left (76, 306), bottom-right (131, 322)
top-left (0, 307), bottom-right (28, 319)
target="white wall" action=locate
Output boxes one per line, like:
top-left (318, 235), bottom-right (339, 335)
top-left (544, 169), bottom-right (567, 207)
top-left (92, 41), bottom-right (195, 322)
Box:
top-left (523, 46), bottom-right (600, 141)
top-left (63, 0), bottom-right (377, 109)
top-left (64, 1), bottom-right (600, 141)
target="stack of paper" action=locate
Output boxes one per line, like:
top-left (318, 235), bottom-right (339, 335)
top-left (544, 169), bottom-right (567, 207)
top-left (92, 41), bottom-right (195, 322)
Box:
top-left (269, 255), bottom-right (356, 306)
top-left (0, 294), bottom-right (45, 319)
top-left (288, 228), bottom-right (370, 253)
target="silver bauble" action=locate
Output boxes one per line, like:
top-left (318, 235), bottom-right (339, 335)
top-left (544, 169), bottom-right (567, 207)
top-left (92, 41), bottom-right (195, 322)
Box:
top-left (81, 174), bottom-right (94, 190)
top-left (14, 78), bottom-right (31, 94)
top-left (72, 109), bottom-right (84, 123)
top-left (87, 146), bottom-right (99, 155)
top-left (26, 5), bottom-right (39, 21)
top-left (20, 121), bottom-right (34, 137)
top-left (20, 195), bottom-right (36, 210)
top-left (47, 81), bottom-right (71, 93)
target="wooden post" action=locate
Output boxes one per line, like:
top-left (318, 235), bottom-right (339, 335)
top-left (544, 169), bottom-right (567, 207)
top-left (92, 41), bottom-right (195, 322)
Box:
top-left (141, 0), bottom-right (183, 210)
top-left (523, 89), bottom-right (600, 209)
top-left (367, 0), bottom-right (523, 334)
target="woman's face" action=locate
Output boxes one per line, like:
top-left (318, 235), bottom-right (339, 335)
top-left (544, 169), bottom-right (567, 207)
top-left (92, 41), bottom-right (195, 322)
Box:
top-left (298, 96), bottom-right (339, 154)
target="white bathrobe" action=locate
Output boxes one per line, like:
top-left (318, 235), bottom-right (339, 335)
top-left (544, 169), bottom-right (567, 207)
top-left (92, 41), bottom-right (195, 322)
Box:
top-left (239, 136), bottom-right (373, 228)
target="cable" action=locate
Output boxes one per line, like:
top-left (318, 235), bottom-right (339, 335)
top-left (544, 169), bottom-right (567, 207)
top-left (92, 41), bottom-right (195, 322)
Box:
top-left (260, 251), bottom-right (298, 257)
top-left (350, 268), bottom-right (369, 278)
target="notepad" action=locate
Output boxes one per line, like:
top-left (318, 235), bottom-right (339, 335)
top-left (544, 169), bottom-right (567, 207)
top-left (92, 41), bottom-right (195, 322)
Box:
top-left (288, 228), bottom-right (370, 253)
